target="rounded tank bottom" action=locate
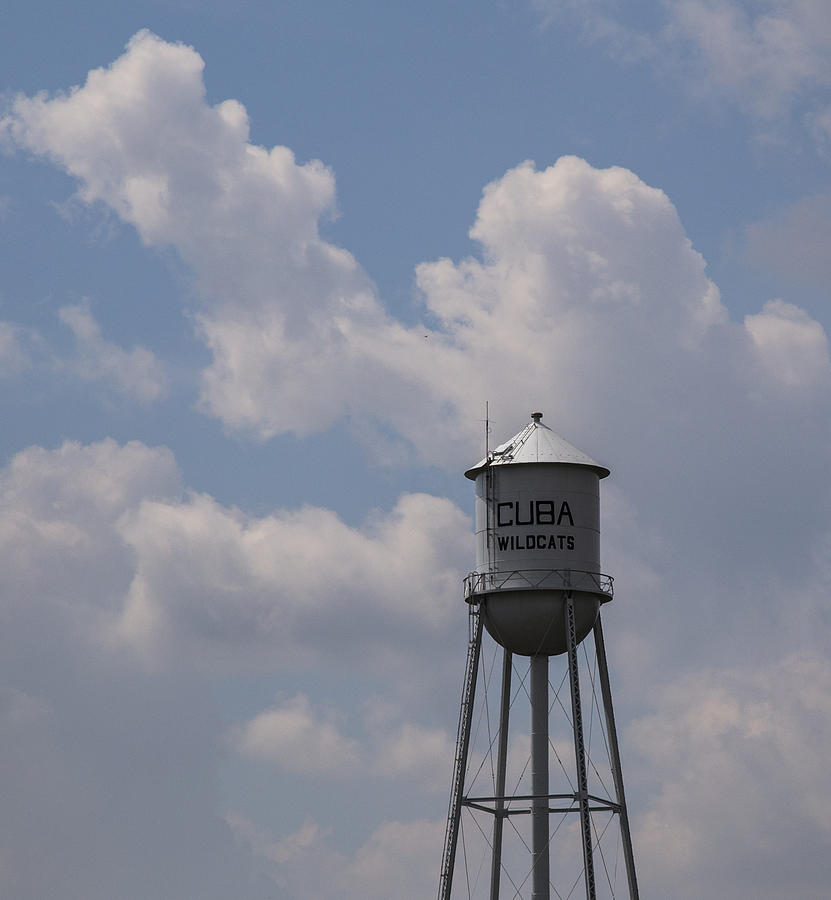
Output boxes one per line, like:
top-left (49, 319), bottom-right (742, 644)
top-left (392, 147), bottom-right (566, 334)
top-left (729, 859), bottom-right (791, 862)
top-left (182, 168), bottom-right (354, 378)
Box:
top-left (482, 590), bottom-right (600, 656)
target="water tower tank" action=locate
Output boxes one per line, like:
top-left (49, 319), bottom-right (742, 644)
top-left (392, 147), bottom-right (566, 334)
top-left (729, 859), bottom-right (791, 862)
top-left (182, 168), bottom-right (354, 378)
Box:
top-left (464, 413), bottom-right (612, 656)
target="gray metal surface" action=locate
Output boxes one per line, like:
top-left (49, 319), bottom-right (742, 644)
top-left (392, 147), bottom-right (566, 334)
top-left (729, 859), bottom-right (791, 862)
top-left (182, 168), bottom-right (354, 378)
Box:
top-left (465, 413), bottom-right (610, 480)
top-left (438, 625), bottom-right (641, 898)
top-left (566, 593), bottom-right (596, 900)
top-left (489, 648), bottom-right (512, 900)
top-left (438, 605), bottom-right (483, 900)
top-left (593, 615), bottom-right (640, 900)
top-left (466, 414), bottom-right (611, 656)
top-left (530, 654), bottom-right (550, 900)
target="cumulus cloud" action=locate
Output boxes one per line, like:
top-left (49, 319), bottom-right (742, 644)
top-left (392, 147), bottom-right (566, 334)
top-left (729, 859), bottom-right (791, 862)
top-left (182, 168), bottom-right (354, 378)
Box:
top-left (232, 694), bottom-right (454, 789)
top-left (0, 437), bottom-right (464, 895)
top-left (744, 298), bottom-right (831, 387)
top-left (535, 0), bottom-right (831, 122)
top-left (667, 0), bottom-right (831, 114)
top-left (6, 33), bottom-right (831, 676)
top-left (375, 721), bottom-right (455, 783)
top-left (115, 489), bottom-right (468, 668)
top-left (632, 652), bottom-right (831, 899)
top-left (0, 32), bottom-right (728, 462)
top-left (0, 439), bottom-right (179, 640)
top-left (233, 694), bottom-right (360, 774)
top-left (6, 31), bottom-right (829, 478)
top-left (1, 30), bottom-right (380, 440)
top-left (58, 302), bottom-right (168, 403)
top-left (0, 437), bottom-right (468, 673)
top-left (0, 440), bottom-right (288, 900)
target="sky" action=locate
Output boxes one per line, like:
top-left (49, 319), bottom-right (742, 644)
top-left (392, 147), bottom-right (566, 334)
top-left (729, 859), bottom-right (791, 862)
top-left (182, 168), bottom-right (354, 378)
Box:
top-left (1, 1), bottom-right (831, 897)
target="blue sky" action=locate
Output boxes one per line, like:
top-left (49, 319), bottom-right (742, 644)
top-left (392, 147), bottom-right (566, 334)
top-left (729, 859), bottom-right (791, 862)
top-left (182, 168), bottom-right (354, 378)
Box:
top-left (2, 2), bottom-right (831, 897)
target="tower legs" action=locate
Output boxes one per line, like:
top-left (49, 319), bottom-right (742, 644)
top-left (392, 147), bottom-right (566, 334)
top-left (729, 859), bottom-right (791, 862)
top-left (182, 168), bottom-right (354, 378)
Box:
top-left (440, 604), bottom-right (639, 899)
top-left (489, 648), bottom-right (512, 900)
top-left (593, 615), bottom-right (639, 900)
top-left (438, 607), bottom-right (483, 900)
top-left (530, 654), bottom-right (550, 900)
top-left (566, 593), bottom-right (596, 900)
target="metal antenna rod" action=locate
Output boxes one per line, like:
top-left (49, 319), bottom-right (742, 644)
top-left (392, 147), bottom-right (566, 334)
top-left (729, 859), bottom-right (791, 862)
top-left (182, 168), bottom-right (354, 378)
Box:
top-left (485, 401), bottom-right (493, 582)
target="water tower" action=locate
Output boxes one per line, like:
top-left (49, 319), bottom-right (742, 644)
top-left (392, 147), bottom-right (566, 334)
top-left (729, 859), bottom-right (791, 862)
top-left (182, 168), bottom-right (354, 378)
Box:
top-left (438, 413), bottom-right (639, 900)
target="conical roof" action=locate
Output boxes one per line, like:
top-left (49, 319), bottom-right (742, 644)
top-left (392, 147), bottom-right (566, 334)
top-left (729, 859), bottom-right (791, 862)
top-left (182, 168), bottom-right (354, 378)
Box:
top-left (464, 412), bottom-right (610, 480)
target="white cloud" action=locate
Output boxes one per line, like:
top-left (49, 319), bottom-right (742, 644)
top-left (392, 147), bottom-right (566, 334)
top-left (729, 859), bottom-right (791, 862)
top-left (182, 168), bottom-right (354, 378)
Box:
top-left (233, 695), bottom-right (454, 787)
top-left (0, 437), bottom-right (464, 895)
top-left (668, 0), bottom-right (831, 114)
top-left (197, 149), bottom-right (737, 467)
top-left (115, 489), bottom-right (468, 667)
top-left (0, 321), bottom-right (33, 376)
top-left (375, 722), bottom-right (455, 784)
top-left (1, 30), bottom-right (381, 440)
top-left (7, 32), bottom-right (829, 485)
top-left (6, 38), bottom-right (831, 681)
top-left (631, 651), bottom-right (831, 899)
top-left (0, 34), bottom-right (724, 465)
top-left (744, 298), bottom-right (831, 387)
top-left (536, 0), bottom-right (831, 122)
top-left (228, 813), bottom-right (444, 900)
top-left (0, 436), bottom-right (468, 672)
top-left (0, 439), bottom-right (179, 630)
top-left (233, 694), bottom-right (359, 774)
top-left (58, 302), bottom-right (168, 403)
top-left (339, 819), bottom-right (445, 900)
top-left (0, 438), bottom-right (179, 522)
top-left (0, 436), bottom-right (275, 899)
top-left (226, 813), bottom-right (327, 866)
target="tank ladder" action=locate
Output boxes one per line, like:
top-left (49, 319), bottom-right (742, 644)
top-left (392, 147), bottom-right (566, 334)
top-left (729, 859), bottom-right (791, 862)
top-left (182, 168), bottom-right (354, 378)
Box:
top-left (438, 602), bottom-right (483, 900)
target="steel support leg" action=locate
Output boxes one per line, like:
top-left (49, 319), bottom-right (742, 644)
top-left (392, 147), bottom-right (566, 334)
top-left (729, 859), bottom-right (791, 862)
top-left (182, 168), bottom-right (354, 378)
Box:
top-left (438, 607), bottom-right (483, 900)
top-left (593, 613), bottom-right (639, 899)
top-left (565, 594), bottom-right (596, 900)
top-left (530, 653), bottom-right (550, 900)
top-left (490, 648), bottom-right (512, 900)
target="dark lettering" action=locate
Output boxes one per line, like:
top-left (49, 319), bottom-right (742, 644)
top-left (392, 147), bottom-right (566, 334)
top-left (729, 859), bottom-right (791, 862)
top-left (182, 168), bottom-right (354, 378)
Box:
top-left (515, 501), bottom-right (533, 526)
top-left (535, 500), bottom-right (555, 525)
top-left (497, 502), bottom-right (513, 526)
top-left (567, 536), bottom-right (575, 550)
top-left (557, 501), bottom-right (574, 526)
top-left (497, 536), bottom-right (510, 551)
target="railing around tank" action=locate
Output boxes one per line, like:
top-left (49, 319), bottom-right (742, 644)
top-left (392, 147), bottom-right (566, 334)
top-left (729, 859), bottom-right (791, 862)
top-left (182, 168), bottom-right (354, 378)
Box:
top-left (464, 568), bottom-right (614, 601)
